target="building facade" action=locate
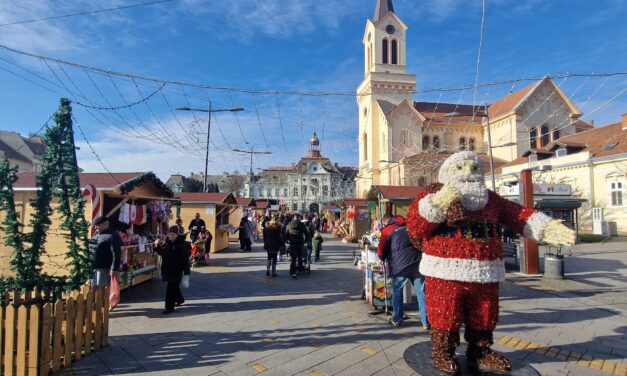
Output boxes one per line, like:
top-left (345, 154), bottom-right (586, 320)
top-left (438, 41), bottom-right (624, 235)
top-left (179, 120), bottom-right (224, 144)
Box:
top-left (245, 134), bottom-right (357, 213)
top-left (356, 0), bottom-right (584, 197)
top-left (0, 131), bottom-right (46, 172)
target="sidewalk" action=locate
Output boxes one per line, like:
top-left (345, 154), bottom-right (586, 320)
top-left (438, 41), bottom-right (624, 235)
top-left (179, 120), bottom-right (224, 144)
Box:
top-left (66, 237), bottom-right (626, 376)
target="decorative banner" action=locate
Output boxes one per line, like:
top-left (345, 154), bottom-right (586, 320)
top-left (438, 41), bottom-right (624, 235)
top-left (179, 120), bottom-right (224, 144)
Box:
top-left (82, 184), bottom-right (100, 236)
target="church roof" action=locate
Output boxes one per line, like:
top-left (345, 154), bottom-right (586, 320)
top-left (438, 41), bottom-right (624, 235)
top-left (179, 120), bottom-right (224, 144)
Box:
top-left (414, 102), bottom-right (483, 124)
top-left (487, 81), bottom-right (539, 119)
top-left (374, 0), bottom-right (395, 21)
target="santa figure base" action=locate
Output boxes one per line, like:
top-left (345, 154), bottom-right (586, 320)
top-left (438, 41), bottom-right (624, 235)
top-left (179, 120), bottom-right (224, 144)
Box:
top-left (403, 341), bottom-right (539, 376)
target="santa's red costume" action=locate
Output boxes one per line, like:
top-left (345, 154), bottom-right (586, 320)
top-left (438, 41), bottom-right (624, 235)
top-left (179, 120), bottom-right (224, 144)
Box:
top-left (407, 151), bottom-right (574, 374)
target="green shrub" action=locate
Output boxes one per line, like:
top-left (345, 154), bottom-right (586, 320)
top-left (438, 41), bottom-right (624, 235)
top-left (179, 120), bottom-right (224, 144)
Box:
top-left (578, 233), bottom-right (604, 243)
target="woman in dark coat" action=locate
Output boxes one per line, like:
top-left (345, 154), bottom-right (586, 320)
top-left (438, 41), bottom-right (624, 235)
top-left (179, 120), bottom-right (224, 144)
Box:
top-left (154, 226), bottom-right (191, 314)
top-left (263, 217), bottom-right (284, 277)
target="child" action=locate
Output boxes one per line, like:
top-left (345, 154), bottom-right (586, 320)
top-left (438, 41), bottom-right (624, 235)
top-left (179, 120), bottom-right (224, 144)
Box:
top-left (312, 231), bottom-right (324, 262)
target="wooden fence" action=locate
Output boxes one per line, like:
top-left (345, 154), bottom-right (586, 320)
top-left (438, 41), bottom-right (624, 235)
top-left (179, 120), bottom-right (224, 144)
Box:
top-left (0, 285), bottom-right (109, 376)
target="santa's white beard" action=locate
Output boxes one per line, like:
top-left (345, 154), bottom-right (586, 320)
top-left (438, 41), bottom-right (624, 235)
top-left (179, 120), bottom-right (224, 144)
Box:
top-left (451, 180), bottom-right (489, 211)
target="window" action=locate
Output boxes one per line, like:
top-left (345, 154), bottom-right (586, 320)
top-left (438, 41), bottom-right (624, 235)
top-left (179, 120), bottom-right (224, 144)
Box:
top-left (418, 176), bottom-right (426, 186)
top-left (610, 181), bottom-right (624, 206)
top-left (367, 46), bottom-right (372, 70)
top-left (391, 40), bottom-right (398, 64)
top-left (382, 39), bottom-right (389, 64)
top-left (469, 137), bottom-right (476, 151)
top-left (422, 135), bottom-right (430, 150)
top-left (283, 189), bottom-right (288, 196)
top-left (530, 128), bottom-right (538, 149)
top-left (529, 154), bottom-right (538, 163)
top-left (293, 204), bottom-right (298, 211)
top-left (363, 133), bottom-right (368, 161)
top-left (382, 133), bottom-right (387, 152)
top-left (432, 136), bottom-right (440, 150)
top-left (556, 148), bottom-right (567, 157)
top-left (401, 131), bottom-right (410, 147)
top-left (293, 187), bottom-right (298, 196)
top-left (459, 137), bottom-right (467, 151)
top-left (540, 125), bottom-right (550, 147)
top-left (322, 186), bottom-right (329, 196)
top-left (553, 129), bottom-right (560, 141)
top-left (303, 186), bottom-right (307, 195)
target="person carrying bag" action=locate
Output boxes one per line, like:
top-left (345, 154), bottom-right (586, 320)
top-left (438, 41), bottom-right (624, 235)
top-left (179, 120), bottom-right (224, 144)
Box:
top-left (154, 226), bottom-right (191, 314)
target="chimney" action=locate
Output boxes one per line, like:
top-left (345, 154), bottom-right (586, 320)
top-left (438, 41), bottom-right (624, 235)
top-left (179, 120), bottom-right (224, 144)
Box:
top-left (623, 114), bottom-right (627, 131)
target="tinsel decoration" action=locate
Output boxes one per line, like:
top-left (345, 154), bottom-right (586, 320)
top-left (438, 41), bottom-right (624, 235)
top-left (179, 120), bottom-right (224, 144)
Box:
top-left (119, 172), bottom-right (173, 197)
top-left (0, 160), bottom-right (24, 293)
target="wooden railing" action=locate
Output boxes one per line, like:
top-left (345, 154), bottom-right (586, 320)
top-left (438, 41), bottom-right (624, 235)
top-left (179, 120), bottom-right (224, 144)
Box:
top-left (0, 285), bottom-right (109, 375)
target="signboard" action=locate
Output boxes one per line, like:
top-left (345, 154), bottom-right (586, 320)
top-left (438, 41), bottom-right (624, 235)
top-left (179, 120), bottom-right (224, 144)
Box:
top-left (499, 184), bottom-right (572, 196)
top-left (206, 204), bottom-right (215, 215)
top-left (270, 205), bottom-right (280, 211)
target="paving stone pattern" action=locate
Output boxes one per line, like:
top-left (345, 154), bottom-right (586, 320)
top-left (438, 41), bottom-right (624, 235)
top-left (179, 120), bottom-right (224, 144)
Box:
top-left (67, 237), bottom-right (627, 376)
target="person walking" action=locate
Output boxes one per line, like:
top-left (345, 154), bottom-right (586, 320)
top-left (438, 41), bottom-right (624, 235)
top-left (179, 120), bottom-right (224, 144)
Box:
top-left (154, 226), bottom-right (192, 314)
top-left (263, 216), bottom-right (283, 277)
top-left (377, 214), bottom-right (430, 329)
top-left (312, 230), bottom-right (324, 262)
top-left (302, 214), bottom-right (315, 266)
top-left (188, 213), bottom-right (206, 243)
top-left (89, 216), bottom-right (122, 287)
top-left (285, 213), bottom-right (308, 279)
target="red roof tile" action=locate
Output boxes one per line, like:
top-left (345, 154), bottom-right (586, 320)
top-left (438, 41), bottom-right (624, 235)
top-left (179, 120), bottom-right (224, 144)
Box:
top-left (370, 185), bottom-right (427, 200)
top-left (488, 81), bottom-right (539, 119)
top-left (14, 172), bottom-right (144, 189)
top-left (340, 198), bottom-right (368, 207)
top-left (575, 120), bottom-right (594, 132)
top-left (235, 197), bottom-right (255, 207)
top-left (414, 102), bottom-right (483, 124)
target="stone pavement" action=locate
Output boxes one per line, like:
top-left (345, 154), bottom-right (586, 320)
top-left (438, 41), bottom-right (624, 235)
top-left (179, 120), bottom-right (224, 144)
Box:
top-left (66, 236), bottom-right (626, 376)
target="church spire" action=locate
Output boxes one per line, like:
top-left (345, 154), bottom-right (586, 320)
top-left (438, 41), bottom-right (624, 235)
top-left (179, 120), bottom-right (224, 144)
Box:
top-left (373, 0), bottom-right (394, 21)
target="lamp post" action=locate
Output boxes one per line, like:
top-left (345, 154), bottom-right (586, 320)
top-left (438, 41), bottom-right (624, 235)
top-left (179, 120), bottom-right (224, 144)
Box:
top-left (444, 106), bottom-right (516, 192)
top-left (176, 103), bottom-right (244, 192)
top-left (232, 146), bottom-right (272, 183)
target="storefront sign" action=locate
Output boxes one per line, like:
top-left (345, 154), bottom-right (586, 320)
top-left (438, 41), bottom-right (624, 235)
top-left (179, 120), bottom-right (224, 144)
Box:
top-left (206, 204), bottom-right (215, 215)
top-left (270, 205), bottom-right (280, 211)
top-left (499, 183), bottom-right (572, 196)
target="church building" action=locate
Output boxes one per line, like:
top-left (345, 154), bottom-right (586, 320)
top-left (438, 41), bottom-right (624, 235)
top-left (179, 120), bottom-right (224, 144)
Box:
top-left (356, 0), bottom-right (584, 197)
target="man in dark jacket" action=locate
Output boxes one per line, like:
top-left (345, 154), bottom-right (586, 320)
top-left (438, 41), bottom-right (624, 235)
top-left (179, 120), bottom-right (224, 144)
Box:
top-left (284, 213), bottom-right (309, 279)
top-left (89, 216), bottom-right (121, 287)
top-left (377, 214), bottom-right (429, 329)
top-left (188, 213), bottom-right (206, 243)
top-left (154, 226), bottom-right (192, 314)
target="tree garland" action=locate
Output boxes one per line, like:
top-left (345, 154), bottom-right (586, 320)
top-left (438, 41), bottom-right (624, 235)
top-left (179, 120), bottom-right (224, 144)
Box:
top-left (1, 99), bottom-right (91, 296)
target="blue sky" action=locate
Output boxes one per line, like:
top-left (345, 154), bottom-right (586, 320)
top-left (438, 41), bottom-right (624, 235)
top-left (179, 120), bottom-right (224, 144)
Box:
top-left (0, 0), bottom-right (625, 179)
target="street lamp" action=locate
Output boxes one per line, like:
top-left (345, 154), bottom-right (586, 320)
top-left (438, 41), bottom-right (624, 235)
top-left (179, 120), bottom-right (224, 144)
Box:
top-left (176, 103), bottom-right (244, 192)
top-left (232, 147), bottom-right (272, 183)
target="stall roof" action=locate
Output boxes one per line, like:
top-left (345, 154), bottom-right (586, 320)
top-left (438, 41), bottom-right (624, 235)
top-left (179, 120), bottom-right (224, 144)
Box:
top-left (176, 192), bottom-right (237, 205)
top-left (14, 172), bottom-right (145, 190)
top-left (340, 198), bottom-right (368, 207)
top-left (322, 205), bottom-right (338, 211)
top-left (367, 185), bottom-right (426, 201)
top-left (235, 197), bottom-right (256, 207)
top-left (255, 201), bottom-right (270, 209)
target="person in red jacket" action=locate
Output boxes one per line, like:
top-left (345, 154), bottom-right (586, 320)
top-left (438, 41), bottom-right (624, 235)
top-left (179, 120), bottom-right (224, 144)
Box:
top-left (407, 151), bottom-right (574, 374)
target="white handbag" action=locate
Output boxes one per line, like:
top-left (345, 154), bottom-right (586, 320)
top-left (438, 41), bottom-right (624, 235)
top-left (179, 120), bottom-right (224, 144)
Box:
top-left (181, 274), bottom-right (190, 289)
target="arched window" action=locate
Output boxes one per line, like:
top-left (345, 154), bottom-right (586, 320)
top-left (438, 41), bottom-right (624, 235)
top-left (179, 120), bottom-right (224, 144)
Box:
top-left (382, 39), bottom-right (389, 64)
top-left (363, 133), bottom-right (368, 161)
top-left (469, 137), bottom-right (476, 151)
top-left (418, 176), bottom-right (426, 186)
top-left (530, 128), bottom-right (538, 149)
top-left (432, 136), bottom-right (440, 150)
top-left (459, 137), bottom-right (467, 151)
top-left (422, 135), bottom-right (430, 150)
top-left (391, 40), bottom-right (398, 64)
top-left (540, 125), bottom-right (550, 147)
top-left (553, 128), bottom-right (560, 141)
top-left (400, 130), bottom-right (409, 147)
top-left (367, 46), bottom-right (372, 70)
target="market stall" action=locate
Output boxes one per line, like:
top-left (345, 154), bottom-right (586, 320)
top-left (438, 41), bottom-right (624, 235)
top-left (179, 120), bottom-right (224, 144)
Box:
top-left (9, 171), bottom-right (177, 290)
top-left (366, 185), bottom-right (426, 221)
top-left (336, 198), bottom-right (368, 241)
top-left (177, 192), bottom-right (238, 253)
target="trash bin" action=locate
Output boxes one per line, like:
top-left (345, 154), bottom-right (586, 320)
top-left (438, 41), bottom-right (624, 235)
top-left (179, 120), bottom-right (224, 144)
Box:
top-left (544, 253), bottom-right (564, 279)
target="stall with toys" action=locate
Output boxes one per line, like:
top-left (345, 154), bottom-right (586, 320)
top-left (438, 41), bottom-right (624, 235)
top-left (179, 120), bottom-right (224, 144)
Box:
top-left (336, 198), bottom-right (369, 242)
top-left (355, 230), bottom-right (392, 311)
top-left (93, 172), bottom-right (178, 290)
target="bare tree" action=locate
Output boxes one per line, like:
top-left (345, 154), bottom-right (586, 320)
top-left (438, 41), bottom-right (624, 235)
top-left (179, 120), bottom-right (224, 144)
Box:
top-left (226, 174), bottom-right (245, 194)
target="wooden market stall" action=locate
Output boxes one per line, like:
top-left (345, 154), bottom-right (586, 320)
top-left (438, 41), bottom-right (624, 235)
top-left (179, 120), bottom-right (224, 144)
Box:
top-left (366, 185), bottom-right (426, 223)
top-left (176, 192), bottom-right (237, 253)
top-left (337, 198), bottom-right (369, 241)
top-left (3, 171), bottom-right (178, 290)
top-left (229, 197), bottom-right (255, 242)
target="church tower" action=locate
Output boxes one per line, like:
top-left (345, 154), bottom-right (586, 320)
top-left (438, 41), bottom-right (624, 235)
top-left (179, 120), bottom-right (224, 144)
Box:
top-left (356, 0), bottom-right (417, 196)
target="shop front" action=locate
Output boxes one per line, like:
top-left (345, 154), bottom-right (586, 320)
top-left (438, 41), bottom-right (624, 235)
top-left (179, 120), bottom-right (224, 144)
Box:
top-left (337, 198), bottom-right (369, 241)
top-left (366, 185), bottom-right (426, 224)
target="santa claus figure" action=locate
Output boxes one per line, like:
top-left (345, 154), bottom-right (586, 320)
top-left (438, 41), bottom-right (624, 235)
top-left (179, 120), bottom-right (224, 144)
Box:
top-left (407, 151), bottom-right (574, 374)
